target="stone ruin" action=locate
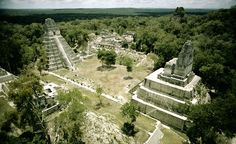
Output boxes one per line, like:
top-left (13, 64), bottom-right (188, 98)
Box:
top-left (0, 68), bottom-right (15, 96)
top-left (132, 41), bottom-right (202, 130)
top-left (43, 18), bottom-right (80, 71)
top-left (0, 68), bottom-right (15, 83)
top-left (90, 31), bottom-right (134, 52)
top-left (30, 82), bottom-right (61, 117)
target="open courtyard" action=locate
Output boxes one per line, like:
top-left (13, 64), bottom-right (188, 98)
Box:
top-left (41, 55), bottom-right (187, 143)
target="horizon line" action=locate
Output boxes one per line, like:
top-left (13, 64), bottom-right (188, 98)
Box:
top-left (0, 7), bottom-right (220, 10)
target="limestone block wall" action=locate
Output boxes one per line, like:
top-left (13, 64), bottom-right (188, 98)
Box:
top-left (58, 36), bottom-right (80, 63)
top-left (159, 72), bottom-right (195, 87)
top-left (137, 86), bottom-right (186, 113)
top-left (43, 18), bottom-right (79, 71)
top-left (144, 79), bottom-right (193, 100)
top-left (42, 103), bottom-right (60, 116)
top-left (1, 83), bottom-right (9, 93)
top-left (44, 36), bottom-right (65, 71)
top-left (174, 64), bottom-right (192, 78)
top-left (0, 75), bottom-right (15, 83)
top-left (0, 69), bottom-right (7, 76)
top-left (132, 99), bottom-right (186, 130)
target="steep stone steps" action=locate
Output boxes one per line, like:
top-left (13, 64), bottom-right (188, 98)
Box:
top-left (132, 94), bottom-right (187, 130)
top-left (138, 85), bottom-right (187, 114)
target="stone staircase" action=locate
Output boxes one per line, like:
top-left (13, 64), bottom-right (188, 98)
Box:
top-left (43, 36), bottom-right (64, 71)
top-left (57, 36), bottom-right (80, 63)
top-left (132, 93), bottom-right (187, 130)
top-left (42, 18), bottom-right (80, 71)
top-left (138, 84), bottom-right (186, 114)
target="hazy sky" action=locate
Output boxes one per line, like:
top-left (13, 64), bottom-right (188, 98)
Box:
top-left (1, 0), bottom-right (236, 9)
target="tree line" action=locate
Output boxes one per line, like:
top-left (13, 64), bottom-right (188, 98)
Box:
top-left (0, 22), bottom-right (44, 74)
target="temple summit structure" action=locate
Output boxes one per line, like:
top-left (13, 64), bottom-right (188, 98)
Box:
top-left (132, 41), bottom-right (202, 130)
top-left (43, 18), bottom-right (79, 71)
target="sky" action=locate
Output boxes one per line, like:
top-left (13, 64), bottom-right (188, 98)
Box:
top-left (0, 0), bottom-right (236, 9)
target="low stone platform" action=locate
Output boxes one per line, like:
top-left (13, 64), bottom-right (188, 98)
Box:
top-left (132, 94), bottom-right (187, 130)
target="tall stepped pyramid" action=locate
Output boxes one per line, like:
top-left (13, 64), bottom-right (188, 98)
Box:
top-left (43, 18), bottom-right (80, 71)
top-left (132, 41), bottom-right (202, 130)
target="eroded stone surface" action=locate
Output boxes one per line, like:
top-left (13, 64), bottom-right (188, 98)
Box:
top-left (132, 41), bottom-right (204, 130)
top-left (83, 112), bottom-right (135, 144)
top-left (43, 18), bottom-right (79, 71)
top-left (162, 41), bottom-right (194, 86)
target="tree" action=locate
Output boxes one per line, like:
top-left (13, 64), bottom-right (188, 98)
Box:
top-left (37, 48), bottom-right (47, 75)
top-left (120, 102), bottom-right (139, 136)
top-left (97, 49), bottom-right (106, 66)
top-left (174, 7), bottom-right (185, 18)
top-left (187, 95), bottom-right (236, 144)
top-left (0, 22), bottom-right (43, 75)
top-left (122, 41), bottom-right (129, 48)
top-left (199, 63), bottom-right (225, 91)
top-left (96, 86), bottom-right (103, 106)
top-left (121, 102), bottom-right (139, 123)
top-left (149, 54), bottom-right (165, 70)
top-left (123, 56), bottom-right (133, 79)
top-left (55, 89), bottom-right (85, 144)
top-left (97, 49), bottom-right (117, 67)
top-left (8, 69), bottom-right (50, 143)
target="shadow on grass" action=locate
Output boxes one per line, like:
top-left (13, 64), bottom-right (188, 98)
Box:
top-left (94, 102), bottom-right (111, 110)
top-left (121, 122), bottom-right (139, 137)
top-left (97, 65), bottom-right (116, 71)
top-left (123, 76), bottom-right (133, 80)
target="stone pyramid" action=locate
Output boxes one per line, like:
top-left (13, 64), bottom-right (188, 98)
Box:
top-left (43, 18), bottom-right (80, 71)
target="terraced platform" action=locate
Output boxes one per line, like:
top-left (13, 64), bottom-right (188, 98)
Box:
top-left (132, 41), bottom-right (202, 130)
top-left (43, 18), bottom-right (79, 71)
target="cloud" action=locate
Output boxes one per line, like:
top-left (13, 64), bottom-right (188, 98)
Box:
top-left (0, 0), bottom-right (236, 9)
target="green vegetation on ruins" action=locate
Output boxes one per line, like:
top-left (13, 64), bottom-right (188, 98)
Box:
top-left (0, 6), bottom-right (236, 144)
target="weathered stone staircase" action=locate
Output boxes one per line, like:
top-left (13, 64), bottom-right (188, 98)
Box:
top-left (43, 18), bottom-right (80, 71)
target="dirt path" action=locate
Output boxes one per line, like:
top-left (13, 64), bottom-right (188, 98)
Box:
top-left (45, 71), bottom-right (125, 104)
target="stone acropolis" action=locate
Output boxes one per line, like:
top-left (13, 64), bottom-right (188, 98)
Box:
top-left (132, 41), bottom-right (201, 130)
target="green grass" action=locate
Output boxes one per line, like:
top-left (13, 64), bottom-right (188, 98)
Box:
top-left (79, 88), bottom-right (156, 143)
top-left (76, 86), bottom-right (156, 131)
top-left (171, 128), bottom-right (188, 140)
top-left (43, 73), bottom-right (156, 143)
top-left (54, 56), bottom-right (151, 101)
top-left (160, 128), bottom-right (186, 144)
top-left (41, 74), bottom-right (65, 85)
top-left (0, 97), bottom-right (15, 125)
top-left (43, 56), bottom-right (188, 143)
top-left (43, 74), bottom-right (189, 144)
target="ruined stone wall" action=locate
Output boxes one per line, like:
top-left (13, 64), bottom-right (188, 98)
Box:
top-left (160, 72), bottom-right (195, 87)
top-left (137, 87), bottom-right (185, 113)
top-left (144, 79), bottom-right (193, 100)
top-left (174, 40), bottom-right (193, 78)
top-left (132, 99), bottom-right (186, 130)
top-left (42, 103), bottom-right (60, 116)
top-left (0, 75), bottom-right (15, 83)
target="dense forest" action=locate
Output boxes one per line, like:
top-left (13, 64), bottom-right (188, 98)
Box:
top-left (0, 8), bottom-right (211, 24)
top-left (0, 7), bottom-right (236, 143)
